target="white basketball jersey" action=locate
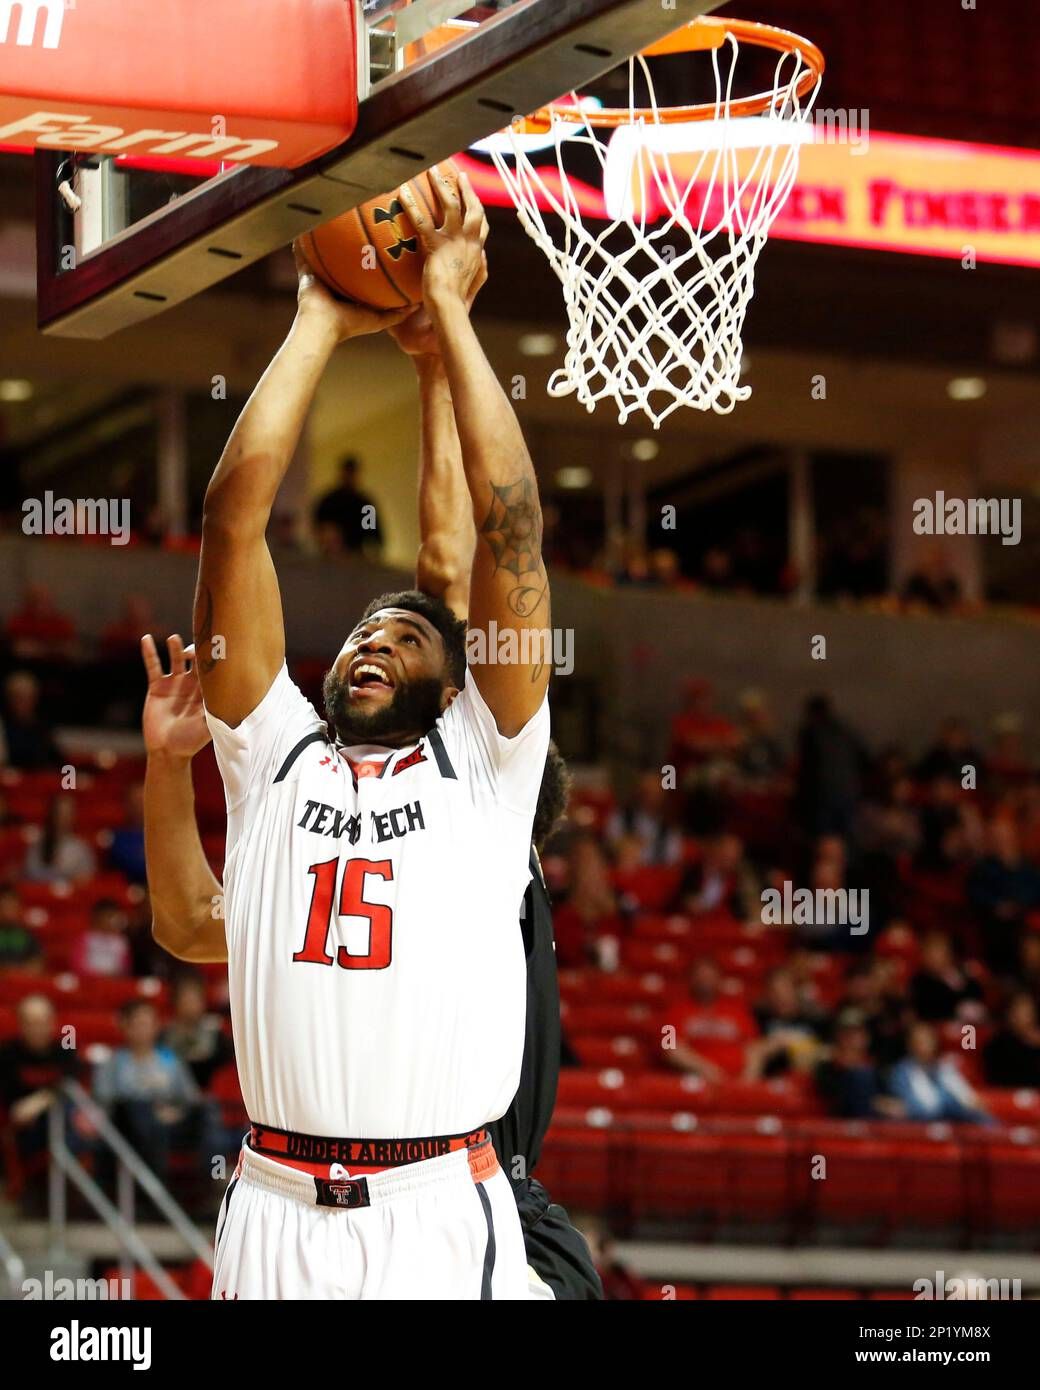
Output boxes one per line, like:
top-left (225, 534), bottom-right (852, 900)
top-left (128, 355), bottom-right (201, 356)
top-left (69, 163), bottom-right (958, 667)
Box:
top-left (206, 665), bottom-right (549, 1138)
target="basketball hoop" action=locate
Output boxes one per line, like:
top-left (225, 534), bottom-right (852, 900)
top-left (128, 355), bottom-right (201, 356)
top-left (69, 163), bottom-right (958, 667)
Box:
top-left (480, 17), bottom-right (824, 426)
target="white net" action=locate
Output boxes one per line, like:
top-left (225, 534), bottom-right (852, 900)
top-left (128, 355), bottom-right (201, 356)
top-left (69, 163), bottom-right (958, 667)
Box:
top-left (483, 30), bottom-right (822, 427)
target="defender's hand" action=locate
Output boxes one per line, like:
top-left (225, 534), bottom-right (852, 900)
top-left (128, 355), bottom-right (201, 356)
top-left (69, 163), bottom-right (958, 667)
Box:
top-left (293, 243), bottom-right (413, 342)
top-left (141, 634), bottom-right (212, 760)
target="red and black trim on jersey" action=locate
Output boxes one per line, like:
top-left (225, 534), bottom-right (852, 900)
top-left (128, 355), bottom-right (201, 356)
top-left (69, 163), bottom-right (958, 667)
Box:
top-left (391, 743), bottom-right (428, 776)
top-left (271, 724), bottom-right (456, 788)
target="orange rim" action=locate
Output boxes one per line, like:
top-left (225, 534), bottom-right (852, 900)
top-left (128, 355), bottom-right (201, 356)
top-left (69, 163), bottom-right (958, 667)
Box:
top-left (511, 17), bottom-right (824, 135)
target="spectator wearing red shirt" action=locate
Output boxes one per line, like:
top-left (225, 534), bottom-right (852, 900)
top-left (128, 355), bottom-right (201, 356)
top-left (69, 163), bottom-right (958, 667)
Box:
top-left (660, 958), bottom-right (759, 1083)
top-left (99, 597), bottom-right (168, 726)
top-left (553, 833), bottom-right (626, 970)
top-left (668, 678), bottom-right (740, 783)
top-left (100, 595), bottom-right (163, 660)
top-left (5, 584), bottom-right (78, 661)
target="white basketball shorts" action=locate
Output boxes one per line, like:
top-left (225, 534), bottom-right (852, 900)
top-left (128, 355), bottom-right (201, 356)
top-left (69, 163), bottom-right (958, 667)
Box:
top-left (211, 1140), bottom-right (530, 1300)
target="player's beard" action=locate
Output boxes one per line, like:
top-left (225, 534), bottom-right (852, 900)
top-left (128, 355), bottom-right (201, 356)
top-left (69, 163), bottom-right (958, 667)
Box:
top-left (322, 669), bottom-right (446, 746)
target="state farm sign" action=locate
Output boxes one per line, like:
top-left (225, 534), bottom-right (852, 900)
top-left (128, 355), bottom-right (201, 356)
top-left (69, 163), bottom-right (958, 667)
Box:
top-left (0, 0), bottom-right (357, 168)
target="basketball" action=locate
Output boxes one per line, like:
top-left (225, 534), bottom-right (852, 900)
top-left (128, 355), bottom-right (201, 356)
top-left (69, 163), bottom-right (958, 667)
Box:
top-left (296, 171), bottom-right (444, 309)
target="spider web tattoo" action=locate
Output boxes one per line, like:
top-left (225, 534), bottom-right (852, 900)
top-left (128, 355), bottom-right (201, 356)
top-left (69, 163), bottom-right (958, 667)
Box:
top-left (478, 477), bottom-right (548, 620)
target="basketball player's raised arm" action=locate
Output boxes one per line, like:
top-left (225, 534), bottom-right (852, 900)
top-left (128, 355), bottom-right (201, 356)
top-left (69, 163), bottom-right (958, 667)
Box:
top-left (400, 168), bottom-right (550, 737)
top-left (195, 254), bottom-right (411, 726)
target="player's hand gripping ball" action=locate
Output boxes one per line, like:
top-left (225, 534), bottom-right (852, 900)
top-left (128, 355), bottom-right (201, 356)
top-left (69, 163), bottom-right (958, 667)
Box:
top-left (296, 167), bottom-right (453, 310)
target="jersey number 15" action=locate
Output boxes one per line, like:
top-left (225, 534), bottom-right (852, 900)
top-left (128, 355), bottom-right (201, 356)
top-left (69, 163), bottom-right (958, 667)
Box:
top-left (293, 857), bottom-right (394, 970)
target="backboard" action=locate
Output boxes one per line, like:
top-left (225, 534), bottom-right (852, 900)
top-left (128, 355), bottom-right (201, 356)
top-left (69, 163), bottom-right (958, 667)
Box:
top-left (35, 0), bottom-right (721, 339)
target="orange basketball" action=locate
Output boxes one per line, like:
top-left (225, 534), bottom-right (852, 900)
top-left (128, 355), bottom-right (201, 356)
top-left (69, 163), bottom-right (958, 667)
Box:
top-left (296, 171), bottom-right (442, 310)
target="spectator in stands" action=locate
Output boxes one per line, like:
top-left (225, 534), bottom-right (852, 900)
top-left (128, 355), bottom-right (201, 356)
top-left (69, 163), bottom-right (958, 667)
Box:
top-left (314, 520), bottom-right (346, 560)
top-left (796, 854), bottom-right (860, 952)
top-left (730, 526), bottom-right (779, 595)
top-left (817, 508), bottom-right (888, 600)
top-left (0, 671), bottom-right (61, 770)
top-left (100, 595), bottom-right (162, 661)
top-left (839, 957), bottom-right (908, 1068)
top-left (856, 775), bottom-right (919, 928)
top-left (581, 1220), bottom-right (643, 1301)
top-left (99, 595), bottom-right (165, 725)
top-left (70, 898), bottom-right (132, 978)
top-left (4, 583), bottom-right (77, 661)
top-left (0, 789), bottom-right (20, 827)
top-left (916, 774), bottom-right (982, 873)
top-left (0, 994), bottom-right (78, 1166)
top-left (605, 771), bottom-right (683, 867)
top-left (887, 1022), bottom-right (990, 1123)
top-left (647, 548), bottom-right (688, 590)
top-left (856, 775), bottom-right (921, 862)
top-left (968, 817), bottom-right (1040, 977)
top-left (668, 678), bottom-right (740, 782)
top-left (553, 833), bottom-right (625, 970)
top-left (795, 694), bottom-right (867, 839)
top-left (699, 545), bottom-right (735, 592)
top-left (901, 544), bottom-right (963, 613)
top-left (909, 932), bottom-right (985, 1023)
top-left (917, 717), bottom-right (983, 785)
top-left (0, 887), bottom-right (43, 971)
top-left (987, 712), bottom-right (1031, 796)
top-left (735, 688), bottom-right (785, 782)
top-left (126, 897), bottom-right (170, 980)
top-left (161, 974), bottom-right (233, 1089)
top-left (746, 966), bottom-right (826, 1078)
top-left (93, 1000), bottom-right (207, 1182)
top-left (677, 832), bottom-right (752, 920)
top-left (814, 1010), bottom-right (891, 1119)
top-left (312, 455), bottom-right (383, 556)
top-left (614, 541), bottom-right (653, 587)
top-left (23, 794), bottom-right (97, 885)
top-left (984, 992), bottom-right (1040, 1088)
top-left (660, 958), bottom-right (759, 1083)
top-left (107, 784), bottom-right (147, 884)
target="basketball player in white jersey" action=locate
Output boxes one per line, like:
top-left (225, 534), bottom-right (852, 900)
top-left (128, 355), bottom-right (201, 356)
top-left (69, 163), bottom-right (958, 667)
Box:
top-left (191, 165), bottom-right (551, 1299)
